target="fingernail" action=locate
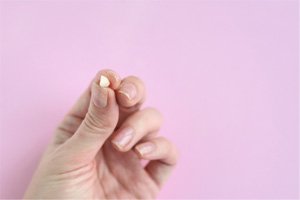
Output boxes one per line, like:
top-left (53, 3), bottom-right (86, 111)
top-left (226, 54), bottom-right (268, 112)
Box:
top-left (92, 85), bottom-right (108, 108)
top-left (112, 127), bottom-right (134, 150)
top-left (99, 75), bottom-right (110, 88)
top-left (118, 82), bottom-right (137, 100)
top-left (136, 142), bottom-right (156, 156)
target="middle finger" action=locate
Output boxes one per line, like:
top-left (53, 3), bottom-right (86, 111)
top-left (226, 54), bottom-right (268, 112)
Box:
top-left (111, 107), bottom-right (163, 152)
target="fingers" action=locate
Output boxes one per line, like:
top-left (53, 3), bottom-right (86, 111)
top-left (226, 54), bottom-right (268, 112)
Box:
top-left (56, 74), bottom-right (146, 140)
top-left (116, 76), bottom-right (146, 108)
top-left (116, 76), bottom-right (146, 126)
top-left (135, 137), bottom-right (178, 188)
top-left (135, 137), bottom-right (178, 165)
top-left (66, 69), bottom-right (121, 118)
top-left (111, 107), bottom-right (163, 152)
top-left (54, 69), bottom-right (121, 145)
top-left (58, 70), bottom-right (120, 165)
top-left (67, 69), bottom-right (121, 118)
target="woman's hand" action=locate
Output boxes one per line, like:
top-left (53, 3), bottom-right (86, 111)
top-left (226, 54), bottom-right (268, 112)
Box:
top-left (24, 70), bottom-right (178, 199)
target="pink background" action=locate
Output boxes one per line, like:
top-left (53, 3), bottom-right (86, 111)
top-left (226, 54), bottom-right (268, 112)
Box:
top-left (0, 1), bottom-right (299, 199)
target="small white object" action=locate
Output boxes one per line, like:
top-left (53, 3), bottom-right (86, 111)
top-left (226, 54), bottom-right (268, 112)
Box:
top-left (99, 75), bottom-right (110, 87)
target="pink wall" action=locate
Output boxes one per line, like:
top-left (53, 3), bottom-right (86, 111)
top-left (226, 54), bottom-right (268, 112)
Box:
top-left (0, 1), bottom-right (298, 199)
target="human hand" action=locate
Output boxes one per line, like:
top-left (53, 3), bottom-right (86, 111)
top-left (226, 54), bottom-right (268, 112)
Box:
top-left (24, 70), bottom-right (178, 199)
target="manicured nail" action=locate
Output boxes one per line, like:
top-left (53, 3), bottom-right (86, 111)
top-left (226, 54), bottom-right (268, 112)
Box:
top-left (99, 75), bottom-right (110, 88)
top-left (118, 82), bottom-right (137, 100)
top-left (112, 127), bottom-right (134, 150)
top-left (92, 85), bottom-right (108, 108)
top-left (136, 142), bottom-right (156, 156)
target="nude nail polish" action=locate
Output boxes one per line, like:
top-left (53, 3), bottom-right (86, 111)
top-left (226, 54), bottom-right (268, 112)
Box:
top-left (136, 142), bottom-right (155, 156)
top-left (118, 82), bottom-right (137, 100)
top-left (112, 127), bottom-right (134, 150)
top-left (91, 85), bottom-right (108, 108)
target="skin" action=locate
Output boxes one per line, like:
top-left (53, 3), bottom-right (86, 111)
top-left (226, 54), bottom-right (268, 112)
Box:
top-left (24, 69), bottom-right (178, 199)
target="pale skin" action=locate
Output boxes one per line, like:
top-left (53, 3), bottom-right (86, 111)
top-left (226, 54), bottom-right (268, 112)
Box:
top-left (24, 69), bottom-right (178, 199)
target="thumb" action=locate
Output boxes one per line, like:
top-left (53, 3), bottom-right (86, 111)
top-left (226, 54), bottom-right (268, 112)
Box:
top-left (59, 73), bottom-right (119, 165)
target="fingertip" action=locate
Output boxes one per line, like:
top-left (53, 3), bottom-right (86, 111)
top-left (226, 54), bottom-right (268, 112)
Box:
top-left (134, 146), bottom-right (144, 159)
top-left (91, 82), bottom-right (109, 108)
top-left (95, 69), bottom-right (122, 90)
top-left (111, 126), bottom-right (135, 152)
top-left (111, 140), bottom-right (128, 152)
top-left (90, 69), bottom-right (121, 110)
top-left (116, 76), bottom-right (146, 108)
top-left (90, 81), bottom-right (118, 112)
top-left (134, 142), bottom-right (156, 159)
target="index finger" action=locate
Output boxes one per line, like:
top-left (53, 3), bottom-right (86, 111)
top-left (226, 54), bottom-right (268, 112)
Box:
top-left (116, 76), bottom-right (146, 126)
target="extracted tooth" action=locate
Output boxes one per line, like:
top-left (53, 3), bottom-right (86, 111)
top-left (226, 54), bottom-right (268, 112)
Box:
top-left (99, 75), bottom-right (110, 88)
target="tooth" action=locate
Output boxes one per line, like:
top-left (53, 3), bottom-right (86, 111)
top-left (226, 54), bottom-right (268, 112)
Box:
top-left (99, 75), bottom-right (110, 88)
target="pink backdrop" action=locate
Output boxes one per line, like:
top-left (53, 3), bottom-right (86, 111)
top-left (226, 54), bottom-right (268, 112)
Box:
top-left (0, 1), bottom-right (299, 199)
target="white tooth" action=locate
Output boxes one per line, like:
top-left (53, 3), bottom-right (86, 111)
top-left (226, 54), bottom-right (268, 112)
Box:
top-left (99, 75), bottom-right (110, 88)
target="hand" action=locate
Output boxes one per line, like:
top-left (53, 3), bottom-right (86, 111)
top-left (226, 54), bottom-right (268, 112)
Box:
top-left (24, 70), bottom-right (178, 199)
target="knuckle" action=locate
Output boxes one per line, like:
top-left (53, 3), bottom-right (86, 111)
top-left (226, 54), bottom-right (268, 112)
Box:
top-left (82, 113), bottom-right (104, 134)
top-left (143, 107), bottom-right (164, 122)
top-left (82, 112), bottom-right (112, 135)
top-left (159, 137), bottom-right (179, 165)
